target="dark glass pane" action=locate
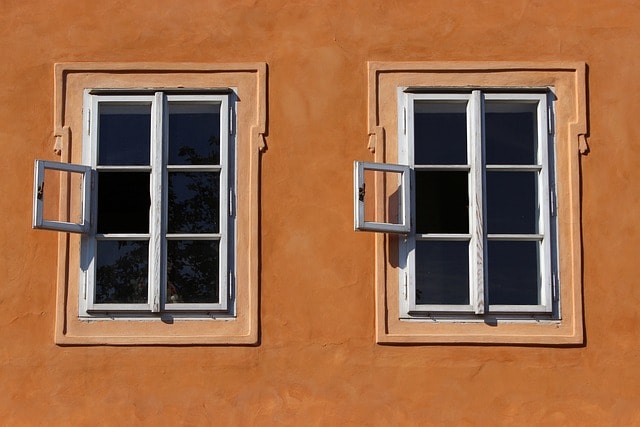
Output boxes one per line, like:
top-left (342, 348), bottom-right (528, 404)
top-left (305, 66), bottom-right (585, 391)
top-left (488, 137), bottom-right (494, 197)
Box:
top-left (485, 102), bottom-right (537, 165)
top-left (414, 101), bottom-right (467, 165)
top-left (167, 240), bottom-right (219, 304)
top-left (415, 241), bottom-right (469, 305)
top-left (98, 104), bottom-right (151, 166)
top-left (168, 172), bottom-right (219, 233)
top-left (415, 171), bottom-right (468, 234)
top-left (488, 241), bottom-right (540, 305)
top-left (168, 103), bottom-right (221, 165)
top-left (97, 172), bottom-right (150, 234)
top-left (96, 240), bottom-right (148, 304)
top-left (486, 171), bottom-right (538, 234)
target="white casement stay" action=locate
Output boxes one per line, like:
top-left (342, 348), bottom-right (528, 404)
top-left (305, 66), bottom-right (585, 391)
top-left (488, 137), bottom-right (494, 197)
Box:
top-left (32, 160), bottom-right (91, 233)
top-left (353, 161), bottom-right (411, 234)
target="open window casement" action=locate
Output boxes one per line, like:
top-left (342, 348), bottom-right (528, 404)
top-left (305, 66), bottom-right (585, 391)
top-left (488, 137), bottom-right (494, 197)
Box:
top-left (354, 161), bottom-right (410, 233)
top-left (33, 160), bottom-right (91, 233)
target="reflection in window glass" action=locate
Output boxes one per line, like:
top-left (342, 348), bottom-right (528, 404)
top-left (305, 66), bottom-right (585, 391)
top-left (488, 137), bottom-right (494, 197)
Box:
top-left (486, 171), bottom-right (538, 234)
top-left (97, 172), bottom-right (150, 234)
top-left (167, 240), bottom-right (219, 304)
top-left (168, 103), bottom-right (221, 165)
top-left (488, 241), bottom-right (540, 305)
top-left (96, 240), bottom-right (149, 304)
top-left (98, 104), bottom-right (151, 166)
top-left (168, 172), bottom-right (220, 234)
top-left (414, 101), bottom-right (467, 165)
top-left (415, 171), bottom-right (468, 234)
top-left (485, 102), bottom-right (537, 165)
top-left (415, 241), bottom-right (469, 305)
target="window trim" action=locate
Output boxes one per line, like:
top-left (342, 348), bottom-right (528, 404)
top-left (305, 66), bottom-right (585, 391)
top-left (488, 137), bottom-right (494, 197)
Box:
top-left (367, 61), bottom-right (587, 344)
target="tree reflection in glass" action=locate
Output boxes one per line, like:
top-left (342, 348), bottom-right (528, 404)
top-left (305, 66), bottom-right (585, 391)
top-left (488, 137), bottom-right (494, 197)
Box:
top-left (96, 240), bottom-right (148, 304)
top-left (167, 240), bottom-right (219, 304)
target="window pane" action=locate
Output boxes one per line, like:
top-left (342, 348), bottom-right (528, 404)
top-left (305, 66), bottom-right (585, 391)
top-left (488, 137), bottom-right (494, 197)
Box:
top-left (414, 101), bottom-right (467, 165)
top-left (488, 241), bottom-right (540, 305)
top-left (96, 240), bottom-right (148, 304)
top-left (97, 172), bottom-right (150, 234)
top-left (98, 104), bottom-right (151, 166)
top-left (485, 102), bottom-right (537, 165)
top-left (486, 171), bottom-right (538, 234)
top-left (167, 240), bottom-right (219, 304)
top-left (168, 103), bottom-right (221, 165)
top-left (415, 241), bottom-right (469, 305)
top-left (168, 172), bottom-right (220, 233)
top-left (415, 171), bottom-right (468, 234)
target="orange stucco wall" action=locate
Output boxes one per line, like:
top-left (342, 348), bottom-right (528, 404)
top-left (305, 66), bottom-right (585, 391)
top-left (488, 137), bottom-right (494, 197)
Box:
top-left (1, 0), bottom-right (639, 424)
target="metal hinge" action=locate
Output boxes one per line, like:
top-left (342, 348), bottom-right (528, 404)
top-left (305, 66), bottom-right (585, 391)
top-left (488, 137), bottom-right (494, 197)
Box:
top-left (229, 271), bottom-right (234, 300)
top-left (403, 272), bottom-right (408, 300)
top-left (229, 107), bottom-right (234, 135)
top-left (550, 189), bottom-right (557, 217)
top-left (552, 272), bottom-right (559, 302)
top-left (229, 188), bottom-right (234, 217)
top-left (87, 109), bottom-right (91, 135)
top-left (547, 105), bottom-right (554, 135)
top-left (402, 107), bottom-right (407, 135)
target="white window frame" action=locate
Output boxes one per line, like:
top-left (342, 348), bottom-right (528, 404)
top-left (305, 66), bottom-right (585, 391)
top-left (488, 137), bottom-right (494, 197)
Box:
top-left (77, 90), bottom-right (234, 317)
top-left (396, 89), bottom-right (555, 318)
top-left (354, 161), bottom-right (411, 233)
top-left (33, 160), bottom-right (92, 233)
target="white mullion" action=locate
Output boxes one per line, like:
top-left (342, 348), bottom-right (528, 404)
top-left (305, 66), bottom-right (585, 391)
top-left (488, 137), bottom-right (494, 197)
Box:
top-left (469, 90), bottom-right (485, 314)
top-left (404, 93), bottom-right (416, 314)
top-left (537, 94), bottom-right (553, 311)
top-left (218, 95), bottom-right (230, 310)
top-left (149, 92), bottom-right (164, 312)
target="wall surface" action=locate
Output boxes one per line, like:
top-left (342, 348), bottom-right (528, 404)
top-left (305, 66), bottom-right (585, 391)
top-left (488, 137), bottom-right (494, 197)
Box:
top-left (1, 0), bottom-right (639, 425)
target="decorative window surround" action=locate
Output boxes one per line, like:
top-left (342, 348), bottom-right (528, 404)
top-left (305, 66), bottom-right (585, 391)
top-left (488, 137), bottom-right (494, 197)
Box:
top-left (46, 63), bottom-right (266, 345)
top-left (366, 62), bottom-right (587, 344)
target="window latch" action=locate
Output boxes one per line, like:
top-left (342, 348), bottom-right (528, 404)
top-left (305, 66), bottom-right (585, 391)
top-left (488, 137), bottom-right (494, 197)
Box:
top-left (37, 182), bottom-right (44, 200)
top-left (358, 183), bottom-right (365, 202)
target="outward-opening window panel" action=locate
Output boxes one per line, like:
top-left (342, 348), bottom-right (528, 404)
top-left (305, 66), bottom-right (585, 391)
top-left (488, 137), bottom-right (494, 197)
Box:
top-left (81, 92), bottom-right (232, 316)
top-left (33, 160), bottom-right (91, 233)
top-left (354, 161), bottom-right (410, 233)
top-left (401, 91), bottom-right (553, 318)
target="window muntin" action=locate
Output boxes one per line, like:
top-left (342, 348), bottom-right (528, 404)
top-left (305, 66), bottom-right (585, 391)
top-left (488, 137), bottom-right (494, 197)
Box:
top-left (400, 90), bottom-right (554, 318)
top-left (81, 92), bottom-right (233, 316)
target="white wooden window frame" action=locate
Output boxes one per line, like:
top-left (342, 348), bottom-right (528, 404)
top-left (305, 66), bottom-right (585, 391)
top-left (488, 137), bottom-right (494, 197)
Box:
top-left (78, 91), bottom-right (234, 316)
top-left (397, 90), bottom-right (556, 318)
top-left (354, 161), bottom-right (411, 233)
top-left (33, 160), bottom-right (92, 233)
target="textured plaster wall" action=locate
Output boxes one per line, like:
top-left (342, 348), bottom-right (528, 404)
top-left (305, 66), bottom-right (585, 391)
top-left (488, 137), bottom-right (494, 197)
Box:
top-left (1, 0), bottom-right (639, 425)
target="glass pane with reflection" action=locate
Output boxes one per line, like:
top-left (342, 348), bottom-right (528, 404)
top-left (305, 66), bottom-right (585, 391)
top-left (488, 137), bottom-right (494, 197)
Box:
top-left (168, 103), bottom-right (221, 165)
top-left (96, 240), bottom-right (149, 304)
top-left (486, 171), bottom-right (538, 234)
top-left (414, 101), bottom-right (467, 165)
top-left (98, 103), bottom-right (151, 166)
top-left (415, 240), bottom-right (469, 305)
top-left (488, 240), bottom-right (540, 305)
top-left (485, 101), bottom-right (537, 165)
top-left (167, 240), bottom-right (219, 304)
top-left (168, 172), bottom-right (220, 233)
top-left (415, 171), bottom-right (468, 234)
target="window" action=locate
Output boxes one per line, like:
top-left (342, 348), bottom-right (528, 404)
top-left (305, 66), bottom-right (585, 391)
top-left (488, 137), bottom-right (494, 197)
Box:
top-left (365, 62), bottom-right (586, 344)
top-left (79, 91), bottom-right (233, 316)
top-left (400, 91), bottom-right (556, 318)
top-left (35, 63), bottom-right (265, 344)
